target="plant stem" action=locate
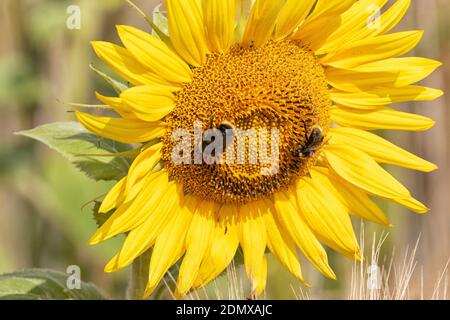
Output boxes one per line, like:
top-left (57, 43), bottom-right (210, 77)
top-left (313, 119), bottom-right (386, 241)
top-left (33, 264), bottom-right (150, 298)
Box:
top-left (127, 250), bottom-right (151, 300)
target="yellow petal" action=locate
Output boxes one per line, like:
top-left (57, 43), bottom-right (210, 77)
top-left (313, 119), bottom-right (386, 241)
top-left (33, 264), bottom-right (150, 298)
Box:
top-left (99, 177), bottom-right (127, 213)
top-left (352, 0), bottom-right (411, 41)
top-left (273, 191), bottom-right (336, 279)
top-left (166, 0), bottom-right (209, 66)
top-left (323, 144), bottom-right (411, 200)
top-left (105, 181), bottom-right (183, 271)
top-left (291, 0), bottom-right (355, 51)
top-left (296, 0), bottom-right (399, 52)
top-left (296, 175), bottom-right (361, 261)
top-left (90, 171), bottom-right (168, 244)
top-left (263, 201), bottom-right (304, 282)
top-left (121, 149), bottom-right (161, 207)
top-left (330, 169), bottom-right (428, 215)
top-left (76, 111), bottom-right (165, 144)
top-left (322, 31), bottom-right (423, 69)
top-left (324, 169), bottom-right (390, 226)
top-left (177, 201), bottom-right (217, 295)
top-left (203, 0), bottom-right (236, 52)
top-left (95, 92), bottom-right (136, 119)
top-left (314, 0), bottom-right (389, 55)
top-left (238, 201), bottom-right (268, 289)
top-left (233, 0), bottom-right (249, 44)
top-left (326, 58), bottom-right (442, 92)
top-left (116, 25), bottom-right (192, 83)
top-left (292, 15), bottom-right (342, 52)
top-left (347, 57), bottom-right (442, 75)
top-left (144, 197), bottom-right (196, 297)
top-left (331, 105), bottom-right (435, 131)
top-left (330, 86), bottom-right (443, 108)
top-left (194, 204), bottom-right (239, 289)
top-left (274, 0), bottom-right (315, 40)
top-left (120, 86), bottom-right (175, 122)
top-left (95, 92), bottom-right (122, 109)
top-left (242, 0), bottom-right (284, 47)
top-left (125, 143), bottom-right (163, 196)
top-left (329, 127), bottom-right (437, 172)
top-left (394, 197), bottom-right (429, 214)
top-left (91, 41), bottom-right (173, 86)
top-left (252, 255), bottom-right (267, 296)
top-left (304, 0), bottom-right (356, 22)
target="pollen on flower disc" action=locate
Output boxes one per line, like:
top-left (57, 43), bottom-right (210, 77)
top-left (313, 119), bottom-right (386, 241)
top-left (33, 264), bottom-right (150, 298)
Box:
top-left (162, 40), bottom-right (331, 204)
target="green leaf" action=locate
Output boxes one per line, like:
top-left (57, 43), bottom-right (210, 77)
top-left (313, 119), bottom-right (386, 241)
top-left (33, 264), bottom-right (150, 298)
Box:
top-left (90, 64), bottom-right (128, 94)
top-left (125, 1), bottom-right (171, 45)
top-left (152, 4), bottom-right (169, 38)
top-left (17, 122), bottom-right (132, 181)
top-left (0, 269), bottom-right (105, 300)
top-left (92, 201), bottom-right (114, 228)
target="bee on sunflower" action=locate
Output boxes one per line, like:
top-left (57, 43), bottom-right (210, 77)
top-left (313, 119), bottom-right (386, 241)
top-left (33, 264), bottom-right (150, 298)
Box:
top-left (76, 0), bottom-right (443, 298)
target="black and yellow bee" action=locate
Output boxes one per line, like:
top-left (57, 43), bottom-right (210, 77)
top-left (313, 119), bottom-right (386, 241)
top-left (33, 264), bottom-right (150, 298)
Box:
top-left (298, 120), bottom-right (324, 158)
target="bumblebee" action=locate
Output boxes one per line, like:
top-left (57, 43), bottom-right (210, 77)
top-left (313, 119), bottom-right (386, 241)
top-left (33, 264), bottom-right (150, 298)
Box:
top-left (202, 114), bottom-right (236, 162)
top-left (298, 120), bottom-right (324, 158)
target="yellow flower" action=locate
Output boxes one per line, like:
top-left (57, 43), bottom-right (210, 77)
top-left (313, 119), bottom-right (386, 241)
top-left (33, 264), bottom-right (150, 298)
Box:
top-left (78, 0), bottom-right (443, 298)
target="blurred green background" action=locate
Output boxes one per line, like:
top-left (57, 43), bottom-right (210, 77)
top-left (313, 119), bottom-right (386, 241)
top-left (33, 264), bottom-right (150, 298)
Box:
top-left (0, 0), bottom-right (449, 299)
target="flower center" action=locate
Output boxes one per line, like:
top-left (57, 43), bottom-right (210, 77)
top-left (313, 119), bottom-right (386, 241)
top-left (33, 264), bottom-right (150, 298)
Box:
top-left (162, 40), bottom-right (331, 204)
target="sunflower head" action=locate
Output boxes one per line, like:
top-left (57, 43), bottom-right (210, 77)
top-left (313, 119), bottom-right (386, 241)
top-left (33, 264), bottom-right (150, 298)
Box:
top-left (77, 0), bottom-right (443, 298)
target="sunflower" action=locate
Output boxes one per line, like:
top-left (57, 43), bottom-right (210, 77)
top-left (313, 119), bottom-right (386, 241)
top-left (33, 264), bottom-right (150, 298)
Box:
top-left (77, 0), bottom-right (443, 298)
